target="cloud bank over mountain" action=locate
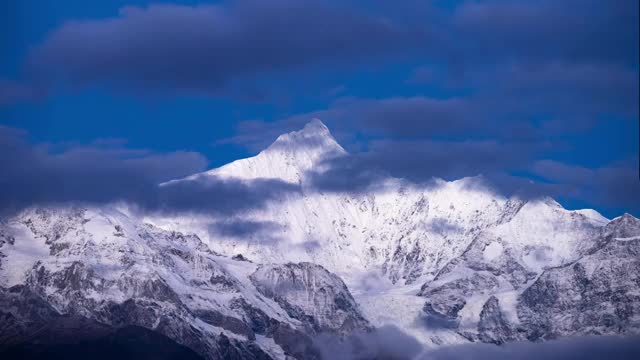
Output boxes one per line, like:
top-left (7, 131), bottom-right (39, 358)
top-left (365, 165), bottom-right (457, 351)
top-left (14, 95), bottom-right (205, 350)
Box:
top-left (2, 0), bottom-right (637, 217)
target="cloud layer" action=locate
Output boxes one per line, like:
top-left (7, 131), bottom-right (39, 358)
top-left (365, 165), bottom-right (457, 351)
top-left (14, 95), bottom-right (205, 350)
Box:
top-left (212, 0), bottom-right (638, 215)
top-left (0, 125), bottom-right (298, 216)
top-left (313, 325), bottom-right (640, 360)
top-left (2, 0), bottom-right (638, 216)
top-left (422, 336), bottom-right (640, 360)
top-left (27, 0), bottom-right (426, 94)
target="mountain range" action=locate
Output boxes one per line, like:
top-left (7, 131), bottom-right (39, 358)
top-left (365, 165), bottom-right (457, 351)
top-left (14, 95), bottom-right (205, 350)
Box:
top-left (1, 119), bottom-right (638, 359)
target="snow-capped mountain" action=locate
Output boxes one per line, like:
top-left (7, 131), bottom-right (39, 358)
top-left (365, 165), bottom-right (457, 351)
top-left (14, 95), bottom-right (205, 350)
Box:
top-left (201, 119), bottom-right (347, 184)
top-left (1, 120), bottom-right (638, 359)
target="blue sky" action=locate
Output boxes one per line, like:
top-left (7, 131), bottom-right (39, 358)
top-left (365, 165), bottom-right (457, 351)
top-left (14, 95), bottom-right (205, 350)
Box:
top-left (0, 0), bottom-right (638, 218)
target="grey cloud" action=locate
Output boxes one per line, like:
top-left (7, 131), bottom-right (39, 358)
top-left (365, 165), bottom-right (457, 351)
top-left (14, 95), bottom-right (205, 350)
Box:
top-left (453, 0), bottom-right (638, 66)
top-left (8, 0), bottom-right (636, 109)
top-left (364, 63), bottom-right (638, 137)
top-left (341, 97), bottom-right (482, 138)
top-left (225, 69), bottom-right (637, 150)
top-left (531, 159), bottom-right (640, 210)
top-left (306, 152), bottom-right (389, 193)
top-left (422, 336), bottom-right (640, 360)
top-left (297, 239), bottom-right (321, 252)
top-left (350, 270), bottom-right (394, 296)
top-left (219, 96), bottom-right (506, 151)
top-left (6, 0), bottom-right (637, 218)
top-left (314, 325), bottom-right (423, 360)
top-left (28, 0), bottom-right (426, 94)
top-left (306, 139), bottom-right (546, 193)
top-left (363, 139), bottom-right (543, 180)
top-left (427, 218), bottom-right (463, 234)
top-left (459, 173), bottom-right (561, 202)
top-left (315, 326), bottom-right (640, 360)
top-left (208, 219), bottom-right (285, 244)
top-left (476, 63), bottom-right (639, 120)
top-left (419, 311), bottom-right (459, 330)
top-left (146, 175), bottom-right (299, 216)
top-left (0, 125), bottom-right (205, 211)
top-left (225, 111), bottom-right (637, 214)
top-left (0, 125), bottom-right (298, 216)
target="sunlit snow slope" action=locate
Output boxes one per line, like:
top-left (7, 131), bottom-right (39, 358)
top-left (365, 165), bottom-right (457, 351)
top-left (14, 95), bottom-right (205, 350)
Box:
top-left (147, 119), bottom-right (636, 347)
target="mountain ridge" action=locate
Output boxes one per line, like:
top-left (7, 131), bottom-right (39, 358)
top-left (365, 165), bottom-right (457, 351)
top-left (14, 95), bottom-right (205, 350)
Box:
top-left (187, 119), bottom-right (345, 185)
top-left (1, 119), bottom-right (638, 359)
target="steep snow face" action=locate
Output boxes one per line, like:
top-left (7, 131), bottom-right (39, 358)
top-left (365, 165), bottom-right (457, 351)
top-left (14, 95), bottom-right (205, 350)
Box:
top-left (157, 120), bottom-right (607, 288)
top-left (156, 177), bottom-right (519, 285)
top-left (199, 118), bottom-right (345, 184)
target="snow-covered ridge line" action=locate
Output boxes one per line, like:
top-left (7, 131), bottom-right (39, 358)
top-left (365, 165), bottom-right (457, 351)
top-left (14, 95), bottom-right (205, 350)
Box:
top-left (2, 119), bottom-right (638, 359)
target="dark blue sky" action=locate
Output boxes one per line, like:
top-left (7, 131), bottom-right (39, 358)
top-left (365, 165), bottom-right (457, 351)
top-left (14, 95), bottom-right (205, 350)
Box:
top-left (1, 0), bottom-right (638, 218)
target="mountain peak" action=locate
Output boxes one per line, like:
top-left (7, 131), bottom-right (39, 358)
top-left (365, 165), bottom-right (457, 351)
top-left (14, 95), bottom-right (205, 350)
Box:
top-left (301, 118), bottom-right (330, 134)
top-left (197, 119), bottom-right (346, 183)
top-left (266, 119), bottom-right (345, 155)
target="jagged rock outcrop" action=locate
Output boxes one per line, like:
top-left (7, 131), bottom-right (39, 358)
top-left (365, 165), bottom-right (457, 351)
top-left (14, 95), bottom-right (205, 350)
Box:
top-left (477, 296), bottom-right (519, 344)
top-left (250, 262), bottom-right (370, 334)
top-left (517, 214), bottom-right (640, 340)
top-left (417, 211), bottom-right (640, 344)
top-left (0, 206), bottom-right (364, 359)
top-left (420, 273), bottom-right (499, 330)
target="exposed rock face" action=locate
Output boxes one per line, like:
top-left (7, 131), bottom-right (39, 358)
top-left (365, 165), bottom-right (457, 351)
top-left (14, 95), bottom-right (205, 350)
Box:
top-left (420, 273), bottom-right (499, 330)
top-left (0, 206), bottom-right (364, 359)
top-left (477, 296), bottom-right (518, 344)
top-left (250, 262), bottom-right (370, 334)
top-left (518, 214), bottom-right (640, 341)
top-left (0, 285), bottom-right (61, 345)
top-left (417, 212), bottom-right (640, 344)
